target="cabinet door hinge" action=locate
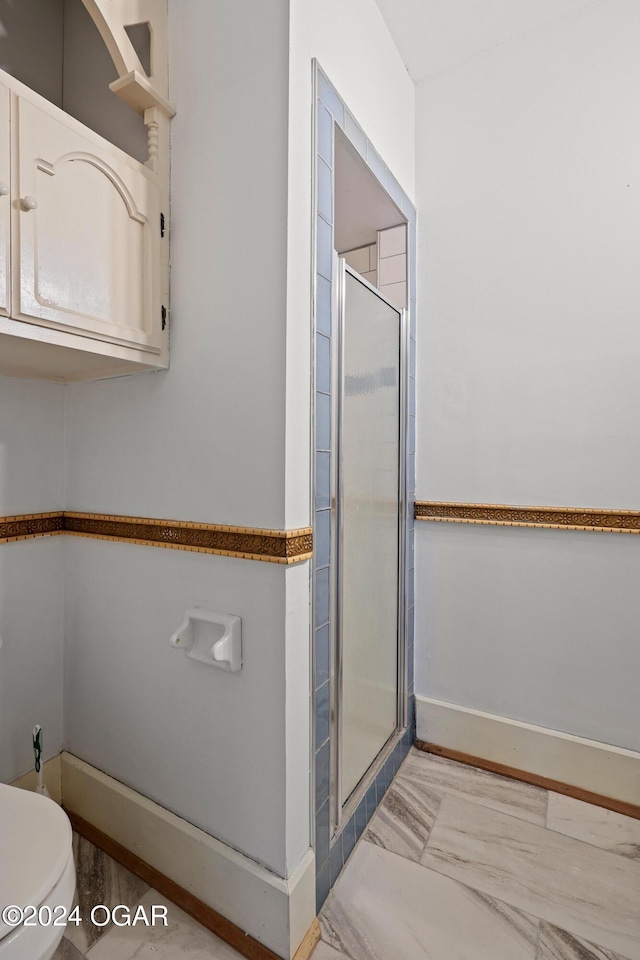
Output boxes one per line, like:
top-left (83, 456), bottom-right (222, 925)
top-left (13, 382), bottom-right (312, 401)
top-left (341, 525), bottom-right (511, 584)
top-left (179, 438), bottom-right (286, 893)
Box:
top-left (161, 305), bottom-right (167, 330)
top-left (160, 212), bottom-right (165, 238)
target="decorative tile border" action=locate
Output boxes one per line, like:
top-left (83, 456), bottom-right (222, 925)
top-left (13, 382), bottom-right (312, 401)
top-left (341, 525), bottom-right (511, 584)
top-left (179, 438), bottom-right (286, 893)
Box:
top-left (63, 514), bottom-right (313, 562)
top-left (0, 512), bottom-right (313, 563)
top-left (415, 501), bottom-right (640, 534)
top-left (312, 62), bottom-right (417, 913)
top-left (0, 511), bottom-right (64, 544)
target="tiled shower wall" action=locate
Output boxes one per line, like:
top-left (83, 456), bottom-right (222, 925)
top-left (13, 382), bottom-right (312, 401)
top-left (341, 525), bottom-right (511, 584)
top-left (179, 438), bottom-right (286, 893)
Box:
top-left (341, 225), bottom-right (408, 311)
top-left (342, 242), bottom-right (378, 286)
top-left (313, 64), bottom-right (417, 913)
top-left (378, 224), bottom-right (407, 310)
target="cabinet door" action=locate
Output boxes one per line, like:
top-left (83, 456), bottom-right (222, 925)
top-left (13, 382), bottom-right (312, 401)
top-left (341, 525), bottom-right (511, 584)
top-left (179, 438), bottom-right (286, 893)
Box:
top-left (0, 80), bottom-right (9, 318)
top-left (13, 94), bottom-right (161, 353)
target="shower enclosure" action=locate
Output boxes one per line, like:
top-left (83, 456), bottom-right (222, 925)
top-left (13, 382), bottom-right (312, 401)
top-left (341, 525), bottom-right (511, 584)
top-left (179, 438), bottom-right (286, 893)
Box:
top-left (330, 260), bottom-right (408, 828)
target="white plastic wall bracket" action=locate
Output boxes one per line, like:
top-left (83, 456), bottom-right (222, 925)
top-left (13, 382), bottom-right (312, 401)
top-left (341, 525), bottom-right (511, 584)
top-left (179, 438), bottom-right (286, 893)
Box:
top-left (170, 608), bottom-right (242, 672)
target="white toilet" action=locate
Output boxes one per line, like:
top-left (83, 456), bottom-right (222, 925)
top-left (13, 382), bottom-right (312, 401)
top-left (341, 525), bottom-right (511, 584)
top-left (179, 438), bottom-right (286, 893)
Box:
top-left (0, 784), bottom-right (76, 960)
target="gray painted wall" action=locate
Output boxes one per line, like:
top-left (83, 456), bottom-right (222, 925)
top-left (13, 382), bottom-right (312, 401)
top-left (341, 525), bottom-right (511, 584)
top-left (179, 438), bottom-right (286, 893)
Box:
top-left (414, 0), bottom-right (640, 752)
top-left (0, 378), bottom-right (66, 783)
top-left (416, 522), bottom-right (640, 751)
top-left (0, 0), bottom-right (147, 783)
top-left (61, 0), bottom-right (302, 878)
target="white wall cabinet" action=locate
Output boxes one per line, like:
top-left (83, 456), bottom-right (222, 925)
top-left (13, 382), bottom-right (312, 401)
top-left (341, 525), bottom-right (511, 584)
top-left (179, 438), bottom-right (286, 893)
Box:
top-left (0, 70), bottom-right (168, 381)
top-left (0, 78), bottom-right (10, 320)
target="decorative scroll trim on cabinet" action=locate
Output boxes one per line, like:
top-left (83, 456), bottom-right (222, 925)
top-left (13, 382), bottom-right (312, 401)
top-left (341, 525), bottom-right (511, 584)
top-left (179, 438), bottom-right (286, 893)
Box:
top-left (80, 1), bottom-right (174, 116)
top-left (414, 501), bottom-right (640, 534)
top-left (79, 0), bottom-right (175, 175)
top-left (0, 512), bottom-right (313, 563)
top-left (146, 109), bottom-right (160, 164)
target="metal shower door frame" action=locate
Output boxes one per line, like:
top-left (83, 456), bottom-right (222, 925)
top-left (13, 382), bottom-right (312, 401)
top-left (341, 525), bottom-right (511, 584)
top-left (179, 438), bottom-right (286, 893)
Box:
top-left (329, 257), bottom-right (409, 835)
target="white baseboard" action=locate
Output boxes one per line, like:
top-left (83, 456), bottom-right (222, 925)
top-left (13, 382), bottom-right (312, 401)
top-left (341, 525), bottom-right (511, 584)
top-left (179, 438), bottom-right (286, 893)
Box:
top-left (416, 696), bottom-right (640, 806)
top-left (11, 754), bottom-right (62, 804)
top-left (60, 753), bottom-right (315, 959)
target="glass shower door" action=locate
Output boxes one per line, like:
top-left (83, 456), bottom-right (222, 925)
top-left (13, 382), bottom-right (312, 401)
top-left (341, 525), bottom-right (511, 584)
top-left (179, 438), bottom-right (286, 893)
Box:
top-left (335, 263), bottom-right (406, 811)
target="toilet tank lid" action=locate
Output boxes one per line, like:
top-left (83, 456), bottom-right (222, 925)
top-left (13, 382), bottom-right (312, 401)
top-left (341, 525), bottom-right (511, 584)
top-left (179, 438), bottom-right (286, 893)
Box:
top-left (0, 784), bottom-right (72, 941)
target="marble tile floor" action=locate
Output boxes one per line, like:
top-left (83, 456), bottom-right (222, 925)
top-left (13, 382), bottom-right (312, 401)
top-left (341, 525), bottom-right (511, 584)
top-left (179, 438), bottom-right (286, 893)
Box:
top-left (320, 747), bottom-right (640, 960)
top-left (53, 834), bottom-right (246, 959)
top-left (52, 750), bottom-right (640, 960)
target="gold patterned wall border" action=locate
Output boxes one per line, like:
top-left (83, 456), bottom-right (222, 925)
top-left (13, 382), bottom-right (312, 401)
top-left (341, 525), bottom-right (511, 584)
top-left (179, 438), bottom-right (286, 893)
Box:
top-left (62, 513), bottom-right (313, 563)
top-left (0, 512), bottom-right (64, 544)
top-left (0, 512), bottom-right (312, 562)
top-left (414, 501), bottom-right (640, 534)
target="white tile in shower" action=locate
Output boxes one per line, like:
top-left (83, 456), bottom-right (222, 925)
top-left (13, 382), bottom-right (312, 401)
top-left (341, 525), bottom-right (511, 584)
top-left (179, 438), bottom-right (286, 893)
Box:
top-left (380, 281), bottom-right (406, 310)
top-left (379, 253), bottom-right (406, 286)
top-left (379, 224), bottom-right (406, 259)
top-left (343, 246), bottom-right (371, 274)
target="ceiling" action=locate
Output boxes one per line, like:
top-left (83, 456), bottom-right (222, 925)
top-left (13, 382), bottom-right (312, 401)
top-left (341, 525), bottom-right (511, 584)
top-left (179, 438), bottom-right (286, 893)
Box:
top-left (334, 129), bottom-right (405, 253)
top-left (373, 0), bottom-right (600, 82)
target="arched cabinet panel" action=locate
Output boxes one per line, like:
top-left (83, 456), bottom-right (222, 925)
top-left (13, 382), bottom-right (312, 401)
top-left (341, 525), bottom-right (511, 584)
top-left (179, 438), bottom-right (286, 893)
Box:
top-left (0, 79), bottom-right (9, 319)
top-left (14, 93), bottom-right (161, 353)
